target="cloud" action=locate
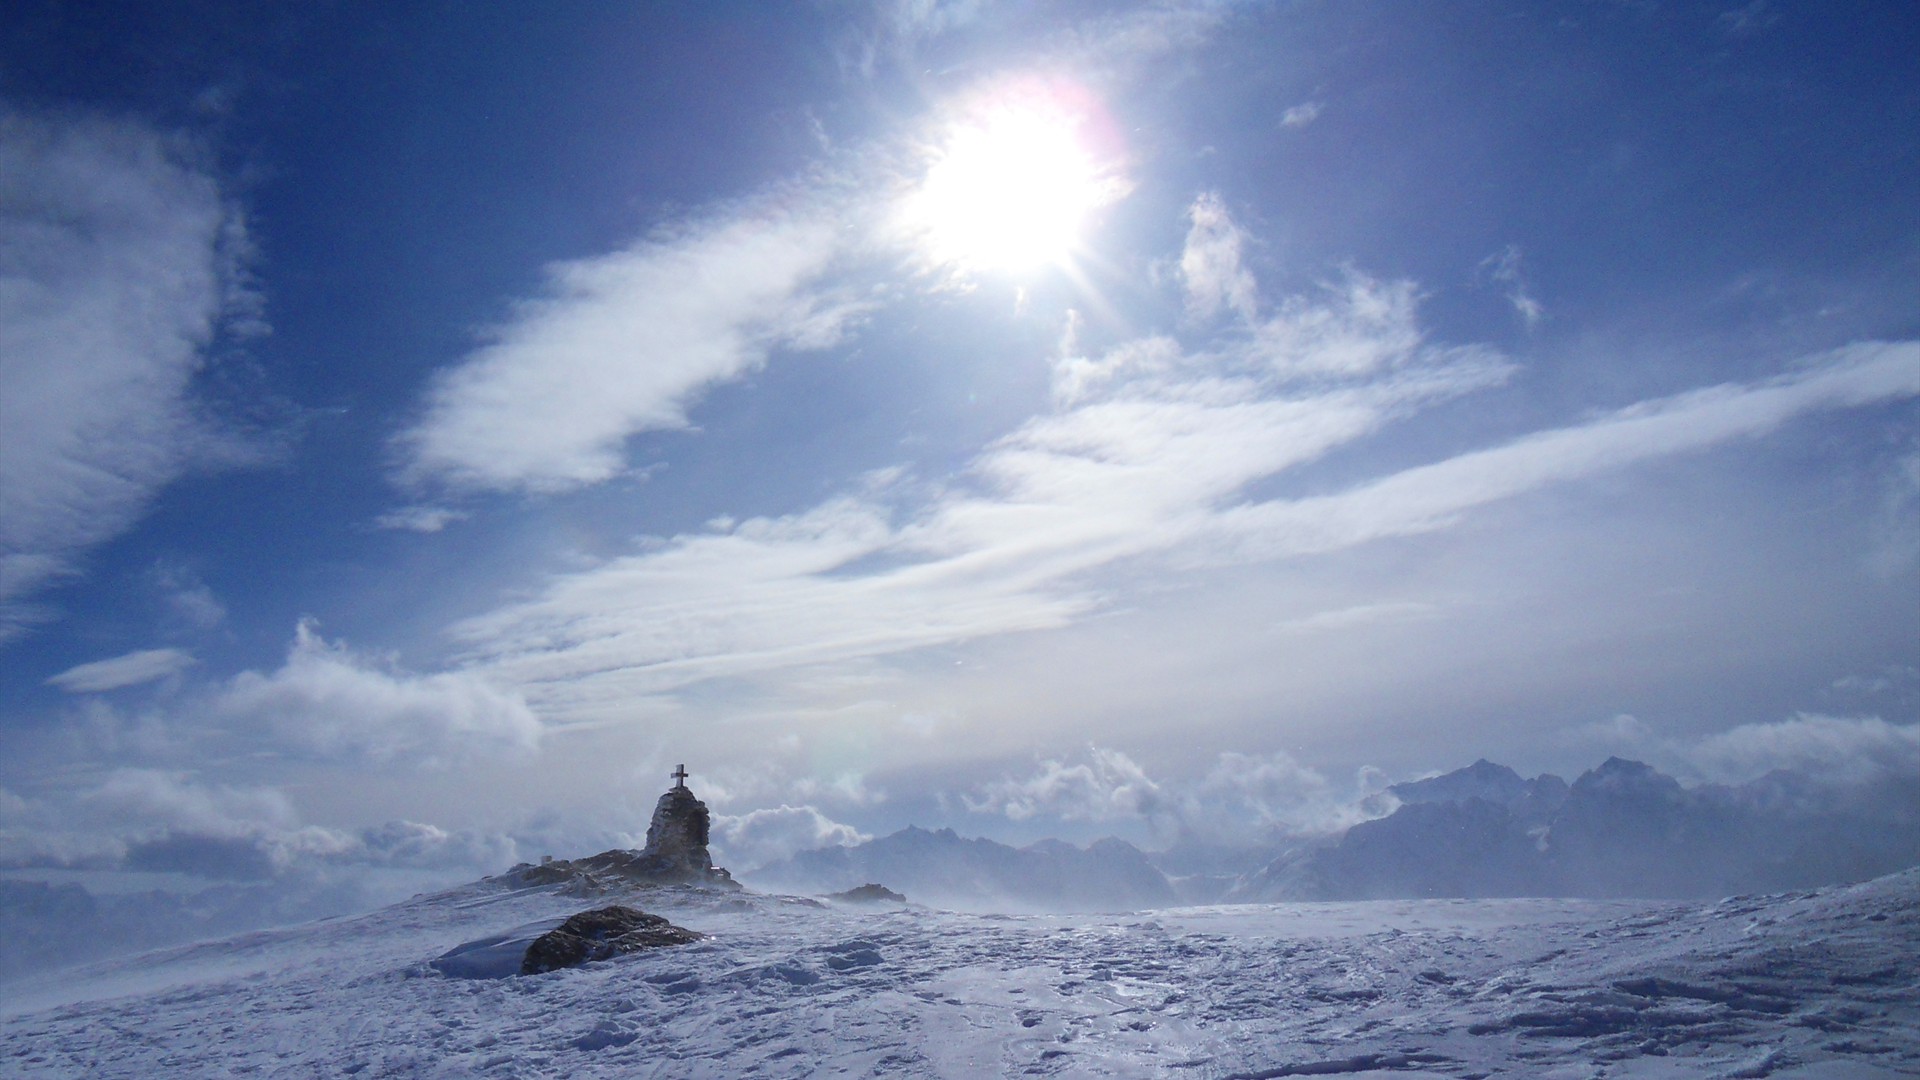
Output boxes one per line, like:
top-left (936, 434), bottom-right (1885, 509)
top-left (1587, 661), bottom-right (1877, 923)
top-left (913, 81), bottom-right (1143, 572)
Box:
top-left (1690, 714), bottom-right (1920, 788)
top-left (964, 746), bottom-right (1391, 844)
top-left (438, 196), bottom-right (1920, 726)
top-left (1180, 192), bottom-right (1258, 322)
top-left (372, 505), bottom-right (469, 534)
top-left (1182, 752), bottom-right (1392, 841)
top-left (354, 820), bottom-right (519, 871)
top-left (1204, 341), bottom-right (1920, 565)
top-left (1867, 448), bottom-right (1920, 578)
top-left (1480, 244), bottom-right (1543, 327)
top-left (1280, 101), bottom-right (1323, 129)
top-left (451, 269), bottom-right (1503, 719)
top-left (0, 110), bottom-right (252, 643)
top-left (149, 560), bottom-right (226, 630)
top-left (1248, 271), bottom-right (1434, 378)
top-left (214, 620), bottom-right (542, 766)
top-left (46, 648), bottom-right (197, 693)
top-left (1272, 601), bottom-right (1438, 635)
top-left (78, 767), bottom-right (297, 837)
top-left (714, 804), bottom-right (870, 871)
top-left (394, 204), bottom-right (862, 494)
top-left (965, 746), bottom-right (1164, 823)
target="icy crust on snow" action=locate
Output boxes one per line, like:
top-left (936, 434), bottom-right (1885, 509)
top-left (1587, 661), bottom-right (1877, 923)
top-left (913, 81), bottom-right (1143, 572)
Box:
top-left (3, 871), bottom-right (1917, 1078)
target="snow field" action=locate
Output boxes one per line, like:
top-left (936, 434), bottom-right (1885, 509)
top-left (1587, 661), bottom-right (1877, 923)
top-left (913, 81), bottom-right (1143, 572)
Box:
top-left (2, 870), bottom-right (1916, 1078)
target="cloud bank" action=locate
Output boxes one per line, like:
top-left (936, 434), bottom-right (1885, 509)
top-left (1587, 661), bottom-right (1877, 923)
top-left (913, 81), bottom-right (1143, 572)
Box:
top-left (214, 620), bottom-right (542, 766)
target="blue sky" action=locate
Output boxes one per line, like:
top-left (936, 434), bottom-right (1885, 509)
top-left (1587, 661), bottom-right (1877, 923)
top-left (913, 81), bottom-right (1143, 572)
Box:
top-left (3, 1), bottom-right (1918, 881)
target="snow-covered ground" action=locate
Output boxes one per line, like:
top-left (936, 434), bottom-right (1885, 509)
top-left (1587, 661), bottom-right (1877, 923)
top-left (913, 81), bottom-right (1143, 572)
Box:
top-left (3, 869), bottom-right (1916, 1078)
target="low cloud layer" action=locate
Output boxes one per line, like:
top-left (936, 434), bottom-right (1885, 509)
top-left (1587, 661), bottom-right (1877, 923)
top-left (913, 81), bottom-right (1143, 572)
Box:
top-left (966, 745), bottom-right (1390, 847)
top-left (214, 620), bottom-right (542, 766)
top-left (713, 804), bottom-right (871, 872)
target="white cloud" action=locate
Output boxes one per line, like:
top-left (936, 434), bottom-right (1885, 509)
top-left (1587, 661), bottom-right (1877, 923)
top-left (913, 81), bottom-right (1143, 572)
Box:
top-left (1867, 448), bottom-right (1920, 578)
top-left (395, 205), bottom-right (862, 494)
top-left (0, 111), bottom-right (250, 642)
top-left (46, 647), bottom-right (197, 693)
top-left (1280, 101), bottom-right (1323, 129)
top-left (714, 804), bottom-right (870, 871)
top-left (1481, 244), bottom-right (1543, 327)
top-left (965, 746), bottom-right (1163, 823)
top-left (1178, 752), bottom-right (1391, 841)
top-left (77, 767), bottom-right (297, 837)
top-left (1273, 600), bottom-right (1439, 634)
top-left (1690, 714), bottom-right (1920, 787)
top-left (354, 820), bottom-right (518, 871)
top-left (447, 269), bottom-right (1502, 718)
top-left (372, 505), bottom-right (469, 534)
top-left (150, 560), bottom-right (226, 630)
top-left (215, 620), bottom-right (542, 766)
top-left (435, 196), bottom-right (1920, 727)
top-left (1180, 192), bottom-right (1258, 322)
top-left (964, 747), bottom-right (1390, 843)
top-left (1248, 272), bottom-right (1431, 378)
top-left (1205, 341), bottom-right (1920, 565)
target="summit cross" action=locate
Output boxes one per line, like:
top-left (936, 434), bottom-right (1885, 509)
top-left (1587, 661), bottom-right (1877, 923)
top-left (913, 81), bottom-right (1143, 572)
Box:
top-left (672, 764), bottom-right (689, 790)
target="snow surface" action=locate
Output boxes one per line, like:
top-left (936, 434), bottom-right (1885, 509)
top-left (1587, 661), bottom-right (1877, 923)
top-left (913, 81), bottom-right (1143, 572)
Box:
top-left (3, 869), bottom-right (1916, 1078)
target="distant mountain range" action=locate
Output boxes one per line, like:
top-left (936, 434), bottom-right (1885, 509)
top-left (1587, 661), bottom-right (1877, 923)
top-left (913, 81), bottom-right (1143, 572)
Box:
top-left (749, 757), bottom-right (1920, 910)
top-left (745, 825), bottom-right (1177, 911)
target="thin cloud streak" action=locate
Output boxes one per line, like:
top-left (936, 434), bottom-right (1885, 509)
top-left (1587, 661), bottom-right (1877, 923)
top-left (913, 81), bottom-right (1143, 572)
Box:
top-left (1207, 341), bottom-right (1920, 564)
top-left (47, 648), bottom-right (198, 693)
top-left (394, 204), bottom-right (864, 495)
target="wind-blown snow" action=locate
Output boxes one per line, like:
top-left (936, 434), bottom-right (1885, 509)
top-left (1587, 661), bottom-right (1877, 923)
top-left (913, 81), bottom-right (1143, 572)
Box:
top-left (3, 870), bottom-right (1916, 1077)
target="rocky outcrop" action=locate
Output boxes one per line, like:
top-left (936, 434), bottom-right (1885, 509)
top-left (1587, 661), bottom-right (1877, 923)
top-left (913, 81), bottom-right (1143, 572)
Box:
top-left (628, 784), bottom-right (716, 882)
top-left (823, 883), bottom-right (907, 904)
top-left (520, 905), bottom-right (703, 975)
top-left (497, 774), bottom-right (739, 891)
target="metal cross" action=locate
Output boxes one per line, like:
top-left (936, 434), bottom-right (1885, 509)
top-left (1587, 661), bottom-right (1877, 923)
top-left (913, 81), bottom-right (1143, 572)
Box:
top-left (671, 763), bottom-right (689, 789)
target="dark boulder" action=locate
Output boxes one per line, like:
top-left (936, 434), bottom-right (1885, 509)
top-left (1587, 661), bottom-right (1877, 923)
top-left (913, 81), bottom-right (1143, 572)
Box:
top-left (520, 905), bottom-right (703, 975)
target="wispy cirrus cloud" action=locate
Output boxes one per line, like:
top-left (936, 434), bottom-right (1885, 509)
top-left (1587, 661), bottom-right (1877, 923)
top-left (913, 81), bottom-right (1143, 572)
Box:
top-left (393, 203), bottom-right (866, 495)
top-left (441, 197), bottom-right (1920, 728)
top-left (0, 110), bottom-right (252, 643)
top-left (47, 648), bottom-right (197, 693)
top-left (1180, 191), bottom-right (1258, 322)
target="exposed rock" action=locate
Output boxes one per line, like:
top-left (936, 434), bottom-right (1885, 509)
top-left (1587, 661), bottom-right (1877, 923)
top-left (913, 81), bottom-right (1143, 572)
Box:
top-left (520, 905), bottom-right (703, 975)
top-left (496, 771), bottom-right (740, 891)
top-left (823, 883), bottom-right (907, 904)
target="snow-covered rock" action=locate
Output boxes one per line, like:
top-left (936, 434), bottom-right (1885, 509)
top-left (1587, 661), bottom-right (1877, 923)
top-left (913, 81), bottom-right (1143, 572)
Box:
top-left (1236, 757), bottom-right (1920, 902)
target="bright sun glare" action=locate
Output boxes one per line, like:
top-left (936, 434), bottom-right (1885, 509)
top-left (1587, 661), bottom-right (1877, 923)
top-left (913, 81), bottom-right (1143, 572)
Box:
top-left (906, 83), bottom-right (1123, 275)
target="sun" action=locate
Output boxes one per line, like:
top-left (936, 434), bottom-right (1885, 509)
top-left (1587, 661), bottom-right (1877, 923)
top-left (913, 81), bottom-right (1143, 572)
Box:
top-left (902, 80), bottom-right (1126, 276)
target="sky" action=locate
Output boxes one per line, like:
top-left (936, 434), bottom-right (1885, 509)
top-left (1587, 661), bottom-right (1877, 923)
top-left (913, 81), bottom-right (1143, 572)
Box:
top-left (2, 1), bottom-right (1918, 887)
